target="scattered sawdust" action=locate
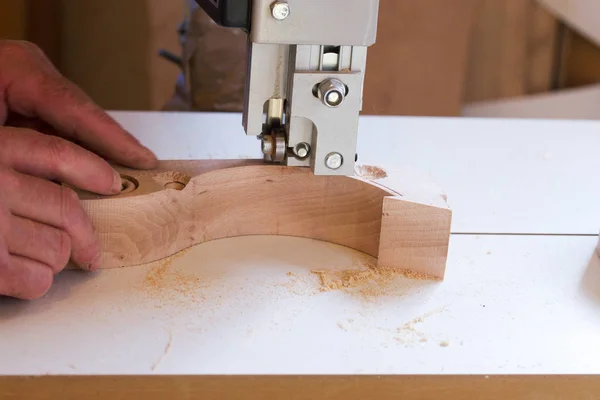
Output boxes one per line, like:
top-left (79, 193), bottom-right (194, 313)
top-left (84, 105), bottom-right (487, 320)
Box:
top-left (355, 164), bottom-right (388, 180)
top-left (486, 250), bottom-right (492, 255)
top-left (152, 331), bottom-right (173, 371)
top-left (278, 271), bottom-right (320, 296)
top-left (393, 307), bottom-right (448, 345)
top-left (337, 321), bottom-right (349, 332)
top-left (398, 269), bottom-right (441, 281)
top-left (394, 322), bottom-right (427, 345)
top-left (311, 257), bottom-right (439, 298)
top-left (439, 340), bottom-right (449, 347)
top-left (140, 248), bottom-right (213, 307)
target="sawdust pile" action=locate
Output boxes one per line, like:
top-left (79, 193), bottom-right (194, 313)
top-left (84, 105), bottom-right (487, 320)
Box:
top-left (311, 258), bottom-right (439, 298)
top-left (355, 164), bottom-right (388, 180)
top-left (141, 248), bottom-right (211, 306)
top-left (276, 271), bottom-right (321, 296)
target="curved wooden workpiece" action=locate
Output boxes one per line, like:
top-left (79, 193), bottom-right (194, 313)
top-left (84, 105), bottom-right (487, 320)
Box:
top-left (79, 160), bottom-right (452, 279)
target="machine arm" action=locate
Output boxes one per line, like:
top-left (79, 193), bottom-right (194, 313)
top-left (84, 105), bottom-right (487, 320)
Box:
top-left (195, 0), bottom-right (380, 176)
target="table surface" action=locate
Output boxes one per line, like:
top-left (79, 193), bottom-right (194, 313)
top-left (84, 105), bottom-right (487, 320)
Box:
top-left (1, 112), bottom-right (598, 375)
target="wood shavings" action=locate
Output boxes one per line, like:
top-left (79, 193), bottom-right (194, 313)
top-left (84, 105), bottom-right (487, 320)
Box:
top-left (395, 319), bottom-right (427, 345)
top-left (439, 340), bottom-right (449, 347)
top-left (311, 257), bottom-right (439, 298)
top-left (151, 331), bottom-right (173, 371)
top-left (140, 248), bottom-right (212, 307)
top-left (277, 271), bottom-right (320, 296)
top-left (394, 307), bottom-right (448, 345)
top-left (355, 164), bottom-right (388, 180)
top-left (396, 268), bottom-right (441, 281)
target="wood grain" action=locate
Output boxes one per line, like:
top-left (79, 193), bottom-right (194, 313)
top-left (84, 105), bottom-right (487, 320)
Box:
top-left (2, 375), bottom-right (599, 400)
top-left (378, 198), bottom-right (452, 279)
top-left (363, 0), bottom-right (478, 116)
top-left (80, 161), bottom-right (451, 279)
top-left (60, 0), bottom-right (184, 110)
top-left (559, 28), bottom-right (600, 89)
top-left (538, 0), bottom-right (600, 46)
top-left (464, 0), bottom-right (559, 103)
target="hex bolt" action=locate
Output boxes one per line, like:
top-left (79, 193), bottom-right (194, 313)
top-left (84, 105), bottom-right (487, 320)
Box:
top-left (325, 152), bottom-right (343, 170)
top-left (294, 142), bottom-right (311, 159)
top-left (317, 78), bottom-right (346, 108)
top-left (271, 1), bottom-right (290, 20)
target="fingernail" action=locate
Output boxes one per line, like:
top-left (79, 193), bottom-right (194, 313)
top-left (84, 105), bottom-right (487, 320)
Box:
top-left (111, 170), bottom-right (123, 194)
top-left (85, 253), bottom-right (103, 271)
top-left (141, 146), bottom-right (158, 168)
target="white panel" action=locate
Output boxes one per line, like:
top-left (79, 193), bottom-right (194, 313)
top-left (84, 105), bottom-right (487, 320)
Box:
top-left (1, 235), bottom-right (598, 375)
top-left (463, 84), bottom-right (600, 120)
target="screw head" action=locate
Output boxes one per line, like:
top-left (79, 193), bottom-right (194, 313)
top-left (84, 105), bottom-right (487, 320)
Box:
top-left (317, 78), bottom-right (346, 108)
top-left (325, 91), bottom-right (342, 107)
top-left (294, 142), bottom-right (311, 159)
top-left (271, 1), bottom-right (290, 20)
top-left (325, 152), bottom-right (343, 170)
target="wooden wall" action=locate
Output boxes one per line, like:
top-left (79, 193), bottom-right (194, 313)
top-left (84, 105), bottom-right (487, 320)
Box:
top-left (559, 29), bottom-right (600, 88)
top-left (0, 0), bottom-right (183, 111)
top-left (59, 0), bottom-right (184, 110)
top-left (363, 0), bottom-right (478, 116)
top-left (464, 0), bottom-right (560, 103)
top-left (0, 0), bottom-right (26, 40)
top-left (0, 0), bottom-right (599, 115)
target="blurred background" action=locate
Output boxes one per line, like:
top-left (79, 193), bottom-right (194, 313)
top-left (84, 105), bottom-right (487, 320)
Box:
top-left (1, 0), bottom-right (599, 119)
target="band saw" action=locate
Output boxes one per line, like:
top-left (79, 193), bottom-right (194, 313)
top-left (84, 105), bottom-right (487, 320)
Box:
top-left (195, 0), bottom-right (380, 176)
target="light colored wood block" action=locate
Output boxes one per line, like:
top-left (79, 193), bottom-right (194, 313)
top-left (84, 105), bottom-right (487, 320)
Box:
top-left (378, 198), bottom-right (452, 280)
top-left (79, 161), bottom-right (451, 279)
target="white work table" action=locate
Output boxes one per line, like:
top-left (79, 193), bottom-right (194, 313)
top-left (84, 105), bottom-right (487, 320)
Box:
top-left (1, 112), bottom-right (599, 380)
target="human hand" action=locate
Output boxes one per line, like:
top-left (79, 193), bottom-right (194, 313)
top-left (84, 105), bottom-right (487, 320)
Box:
top-left (0, 40), bottom-right (157, 299)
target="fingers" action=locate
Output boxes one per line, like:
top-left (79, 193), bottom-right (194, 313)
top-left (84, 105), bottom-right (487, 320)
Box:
top-left (0, 40), bottom-right (157, 170)
top-left (0, 196), bottom-right (10, 269)
top-left (0, 194), bottom-right (53, 300)
top-left (1, 168), bottom-right (101, 269)
top-left (3, 113), bottom-right (59, 136)
top-left (0, 126), bottom-right (122, 195)
top-left (5, 215), bottom-right (71, 274)
top-left (0, 255), bottom-right (53, 300)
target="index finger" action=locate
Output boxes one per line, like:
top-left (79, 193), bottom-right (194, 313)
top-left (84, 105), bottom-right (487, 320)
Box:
top-left (3, 169), bottom-right (101, 269)
top-left (0, 41), bottom-right (158, 170)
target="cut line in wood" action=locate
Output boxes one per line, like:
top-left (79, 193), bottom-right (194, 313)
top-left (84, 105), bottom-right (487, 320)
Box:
top-left (78, 161), bottom-right (452, 280)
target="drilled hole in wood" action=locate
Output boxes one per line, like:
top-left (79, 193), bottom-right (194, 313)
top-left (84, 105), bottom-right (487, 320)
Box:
top-left (164, 181), bottom-right (186, 191)
top-left (120, 175), bottom-right (139, 194)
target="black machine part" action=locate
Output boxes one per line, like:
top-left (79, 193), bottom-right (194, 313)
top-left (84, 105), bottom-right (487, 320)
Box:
top-left (195, 0), bottom-right (251, 30)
